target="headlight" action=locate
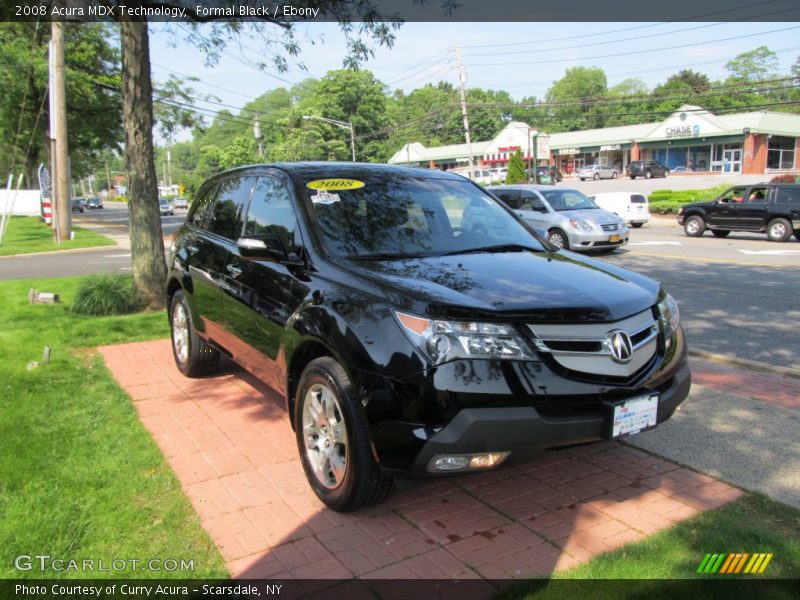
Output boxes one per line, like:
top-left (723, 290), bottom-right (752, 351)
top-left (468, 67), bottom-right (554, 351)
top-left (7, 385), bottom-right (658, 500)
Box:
top-left (569, 218), bottom-right (594, 231)
top-left (657, 293), bottom-right (680, 339)
top-left (394, 311), bottom-right (534, 365)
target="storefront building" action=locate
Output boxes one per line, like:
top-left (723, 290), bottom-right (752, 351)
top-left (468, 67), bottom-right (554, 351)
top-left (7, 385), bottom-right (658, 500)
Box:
top-left (389, 106), bottom-right (800, 176)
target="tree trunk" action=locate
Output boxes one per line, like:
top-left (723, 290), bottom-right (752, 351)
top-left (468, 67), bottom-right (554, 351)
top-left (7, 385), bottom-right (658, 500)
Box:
top-left (120, 17), bottom-right (166, 309)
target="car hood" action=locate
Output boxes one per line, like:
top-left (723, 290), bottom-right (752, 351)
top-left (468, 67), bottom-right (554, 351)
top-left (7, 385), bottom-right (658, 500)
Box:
top-left (557, 208), bottom-right (621, 225)
top-left (341, 250), bottom-right (659, 322)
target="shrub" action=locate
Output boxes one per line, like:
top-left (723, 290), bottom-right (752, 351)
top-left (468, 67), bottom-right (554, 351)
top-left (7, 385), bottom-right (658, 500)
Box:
top-left (769, 173), bottom-right (799, 183)
top-left (72, 274), bottom-right (139, 316)
top-left (648, 184), bottom-right (731, 214)
top-left (506, 149), bottom-right (527, 184)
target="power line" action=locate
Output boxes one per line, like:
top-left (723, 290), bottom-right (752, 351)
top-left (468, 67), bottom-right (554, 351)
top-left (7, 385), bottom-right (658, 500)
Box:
top-left (465, 25), bottom-right (800, 67)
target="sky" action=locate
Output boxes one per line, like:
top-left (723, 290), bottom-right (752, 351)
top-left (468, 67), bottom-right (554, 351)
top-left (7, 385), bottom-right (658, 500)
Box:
top-left (146, 21), bottom-right (800, 140)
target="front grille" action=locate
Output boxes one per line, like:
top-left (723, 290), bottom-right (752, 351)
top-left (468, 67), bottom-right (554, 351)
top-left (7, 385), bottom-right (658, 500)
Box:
top-left (600, 223), bottom-right (619, 232)
top-left (528, 309), bottom-right (659, 382)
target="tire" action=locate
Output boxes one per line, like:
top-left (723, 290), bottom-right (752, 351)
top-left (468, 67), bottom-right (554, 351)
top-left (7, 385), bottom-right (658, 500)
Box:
top-left (579, 178), bottom-right (585, 181)
top-left (664, 170), bottom-right (670, 177)
top-left (295, 357), bottom-right (392, 511)
top-left (548, 228), bottom-right (570, 250)
top-left (766, 218), bottom-right (792, 242)
top-left (712, 230), bottom-right (730, 238)
top-left (632, 222), bottom-right (644, 228)
top-left (612, 171), bottom-right (618, 179)
top-left (794, 231), bottom-right (800, 242)
top-left (630, 175), bottom-right (636, 180)
top-left (170, 289), bottom-right (220, 377)
top-left (593, 173), bottom-right (599, 181)
top-left (683, 215), bottom-right (705, 237)
top-left (645, 170), bottom-right (653, 179)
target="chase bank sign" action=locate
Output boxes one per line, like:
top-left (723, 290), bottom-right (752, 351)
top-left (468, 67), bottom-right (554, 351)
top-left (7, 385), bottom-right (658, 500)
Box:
top-left (665, 124), bottom-right (701, 138)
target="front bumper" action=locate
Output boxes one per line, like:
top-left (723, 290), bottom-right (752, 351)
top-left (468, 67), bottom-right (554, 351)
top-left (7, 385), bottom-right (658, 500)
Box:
top-left (409, 360), bottom-right (691, 473)
top-left (568, 228), bottom-right (630, 251)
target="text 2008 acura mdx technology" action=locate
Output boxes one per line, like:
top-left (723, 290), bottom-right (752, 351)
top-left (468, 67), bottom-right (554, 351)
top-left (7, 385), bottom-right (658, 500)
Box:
top-left (167, 163), bottom-right (690, 511)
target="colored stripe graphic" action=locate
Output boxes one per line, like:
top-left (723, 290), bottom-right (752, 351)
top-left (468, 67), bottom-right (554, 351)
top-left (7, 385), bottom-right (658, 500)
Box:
top-left (698, 552), bottom-right (773, 574)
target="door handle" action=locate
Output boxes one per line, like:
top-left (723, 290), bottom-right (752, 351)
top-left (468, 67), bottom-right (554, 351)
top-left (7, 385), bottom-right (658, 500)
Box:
top-left (226, 264), bottom-right (242, 278)
top-left (186, 244), bottom-right (199, 253)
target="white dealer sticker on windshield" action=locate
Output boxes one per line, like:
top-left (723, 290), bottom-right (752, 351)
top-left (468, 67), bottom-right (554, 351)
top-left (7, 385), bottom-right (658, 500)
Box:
top-left (310, 190), bottom-right (340, 204)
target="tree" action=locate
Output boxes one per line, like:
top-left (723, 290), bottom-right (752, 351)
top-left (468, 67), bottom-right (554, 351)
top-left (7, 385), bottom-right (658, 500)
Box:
top-left (725, 46), bottom-right (779, 82)
top-left (0, 22), bottom-right (122, 185)
top-left (506, 149), bottom-right (526, 184)
top-left (546, 66), bottom-right (608, 131)
top-left (114, 1), bottom-right (402, 309)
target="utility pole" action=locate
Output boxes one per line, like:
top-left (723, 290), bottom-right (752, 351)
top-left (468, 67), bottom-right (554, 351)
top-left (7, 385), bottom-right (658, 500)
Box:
top-left (51, 16), bottom-right (71, 242)
top-left (455, 48), bottom-right (475, 173)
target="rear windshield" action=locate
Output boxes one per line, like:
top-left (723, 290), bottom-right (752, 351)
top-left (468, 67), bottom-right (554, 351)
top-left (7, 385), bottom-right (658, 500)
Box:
top-left (299, 175), bottom-right (545, 258)
top-left (631, 194), bottom-right (647, 204)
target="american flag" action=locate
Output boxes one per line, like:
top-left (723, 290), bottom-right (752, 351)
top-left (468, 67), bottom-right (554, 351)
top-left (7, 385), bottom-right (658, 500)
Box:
top-left (38, 164), bottom-right (51, 200)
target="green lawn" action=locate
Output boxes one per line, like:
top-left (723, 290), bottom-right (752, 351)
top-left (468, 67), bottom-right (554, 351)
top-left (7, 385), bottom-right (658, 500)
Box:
top-left (0, 276), bottom-right (227, 578)
top-left (504, 493), bottom-right (800, 599)
top-left (0, 216), bottom-right (115, 256)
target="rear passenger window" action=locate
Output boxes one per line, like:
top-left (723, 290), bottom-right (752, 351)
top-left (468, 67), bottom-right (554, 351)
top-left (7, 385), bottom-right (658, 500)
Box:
top-left (775, 188), bottom-right (800, 204)
top-left (631, 194), bottom-right (647, 204)
top-left (208, 177), bottom-right (256, 239)
top-left (245, 176), bottom-right (298, 251)
top-left (495, 190), bottom-right (521, 209)
top-left (189, 183), bottom-right (219, 228)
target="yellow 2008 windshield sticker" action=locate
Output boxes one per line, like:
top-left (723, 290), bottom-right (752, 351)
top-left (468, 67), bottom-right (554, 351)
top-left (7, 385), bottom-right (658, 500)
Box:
top-left (306, 179), bottom-right (365, 191)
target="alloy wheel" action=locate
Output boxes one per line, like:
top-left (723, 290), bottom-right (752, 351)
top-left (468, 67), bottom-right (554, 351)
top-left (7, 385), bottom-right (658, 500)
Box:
top-left (171, 301), bottom-right (189, 365)
top-left (302, 383), bottom-right (349, 489)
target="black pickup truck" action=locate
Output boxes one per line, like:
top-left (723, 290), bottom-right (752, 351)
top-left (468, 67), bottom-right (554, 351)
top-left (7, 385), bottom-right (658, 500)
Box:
top-left (677, 183), bottom-right (800, 242)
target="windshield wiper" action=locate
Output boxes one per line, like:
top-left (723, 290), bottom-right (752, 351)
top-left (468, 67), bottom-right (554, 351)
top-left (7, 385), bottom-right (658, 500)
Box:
top-left (438, 244), bottom-right (542, 257)
top-left (347, 252), bottom-right (422, 261)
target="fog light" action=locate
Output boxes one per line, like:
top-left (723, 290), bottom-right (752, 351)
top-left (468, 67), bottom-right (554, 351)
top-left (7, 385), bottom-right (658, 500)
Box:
top-left (427, 451), bottom-right (510, 473)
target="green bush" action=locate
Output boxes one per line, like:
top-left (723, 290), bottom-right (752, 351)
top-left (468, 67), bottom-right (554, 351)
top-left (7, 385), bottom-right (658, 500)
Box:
top-left (506, 149), bottom-right (527, 184)
top-left (72, 274), bottom-right (139, 316)
top-left (648, 184), bottom-right (730, 214)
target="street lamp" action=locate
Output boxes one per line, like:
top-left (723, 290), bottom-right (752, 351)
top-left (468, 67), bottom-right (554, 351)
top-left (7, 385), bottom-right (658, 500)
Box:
top-left (302, 115), bottom-right (356, 162)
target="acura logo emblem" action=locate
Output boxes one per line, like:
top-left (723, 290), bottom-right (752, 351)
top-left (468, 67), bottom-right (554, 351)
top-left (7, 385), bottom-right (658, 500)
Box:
top-left (606, 330), bottom-right (633, 364)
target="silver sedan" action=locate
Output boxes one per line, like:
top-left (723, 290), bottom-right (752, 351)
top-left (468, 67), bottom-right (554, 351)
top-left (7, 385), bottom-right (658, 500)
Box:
top-left (576, 163), bottom-right (618, 181)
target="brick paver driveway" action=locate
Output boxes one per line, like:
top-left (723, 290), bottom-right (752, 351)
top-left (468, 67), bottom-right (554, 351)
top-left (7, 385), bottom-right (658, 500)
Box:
top-left (100, 340), bottom-right (742, 580)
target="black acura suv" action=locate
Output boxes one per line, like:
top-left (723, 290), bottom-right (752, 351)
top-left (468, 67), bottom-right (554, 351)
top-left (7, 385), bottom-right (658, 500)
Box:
top-left (167, 163), bottom-right (690, 511)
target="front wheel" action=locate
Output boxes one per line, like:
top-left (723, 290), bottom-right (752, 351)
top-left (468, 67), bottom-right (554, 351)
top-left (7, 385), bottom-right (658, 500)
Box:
top-left (712, 230), bottom-right (730, 238)
top-left (548, 228), bottom-right (570, 250)
top-left (767, 218), bottom-right (792, 242)
top-left (170, 290), bottom-right (219, 377)
top-left (645, 170), bottom-right (653, 179)
top-left (611, 171), bottom-right (618, 179)
top-left (295, 357), bottom-right (392, 511)
top-left (593, 173), bottom-right (599, 180)
top-left (683, 215), bottom-right (705, 237)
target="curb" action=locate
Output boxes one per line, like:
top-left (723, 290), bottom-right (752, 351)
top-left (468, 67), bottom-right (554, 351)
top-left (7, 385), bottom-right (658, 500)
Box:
top-left (0, 241), bottom-right (122, 259)
top-left (689, 348), bottom-right (800, 381)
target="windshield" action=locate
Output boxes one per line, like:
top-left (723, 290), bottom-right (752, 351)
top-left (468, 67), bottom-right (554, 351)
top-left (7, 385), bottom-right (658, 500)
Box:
top-left (302, 175), bottom-right (546, 258)
top-left (540, 189), bottom-right (599, 211)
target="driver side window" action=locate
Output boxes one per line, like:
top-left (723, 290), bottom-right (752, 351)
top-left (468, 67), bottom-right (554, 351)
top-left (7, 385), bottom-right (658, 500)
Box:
top-left (719, 187), bottom-right (746, 203)
top-left (520, 193), bottom-right (545, 211)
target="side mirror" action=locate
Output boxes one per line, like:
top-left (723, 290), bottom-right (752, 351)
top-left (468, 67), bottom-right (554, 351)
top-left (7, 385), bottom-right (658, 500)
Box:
top-left (238, 234), bottom-right (305, 266)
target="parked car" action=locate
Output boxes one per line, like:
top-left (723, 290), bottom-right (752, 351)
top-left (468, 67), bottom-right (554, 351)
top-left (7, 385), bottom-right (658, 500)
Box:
top-left (576, 163), bottom-right (617, 181)
top-left (86, 196), bottom-right (103, 209)
top-left (159, 198), bottom-right (174, 216)
top-left (450, 167), bottom-right (494, 186)
top-left (535, 166), bottom-right (553, 185)
top-left (590, 192), bottom-right (651, 228)
top-left (166, 163), bottom-right (689, 511)
top-left (627, 160), bottom-right (669, 179)
top-left (488, 168), bottom-right (508, 182)
top-left (678, 183), bottom-right (800, 242)
top-left (173, 196), bottom-right (189, 209)
top-left (70, 198), bottom-right (84, 213)
top-left (489, 185), bottom-right (629, 251)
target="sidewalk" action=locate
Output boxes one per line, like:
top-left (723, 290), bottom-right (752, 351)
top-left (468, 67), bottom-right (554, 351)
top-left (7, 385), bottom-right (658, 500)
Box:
top-left (99, 340), bottom-right (747, 581)
top-left (628, 357), bottom-right (800, 509)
